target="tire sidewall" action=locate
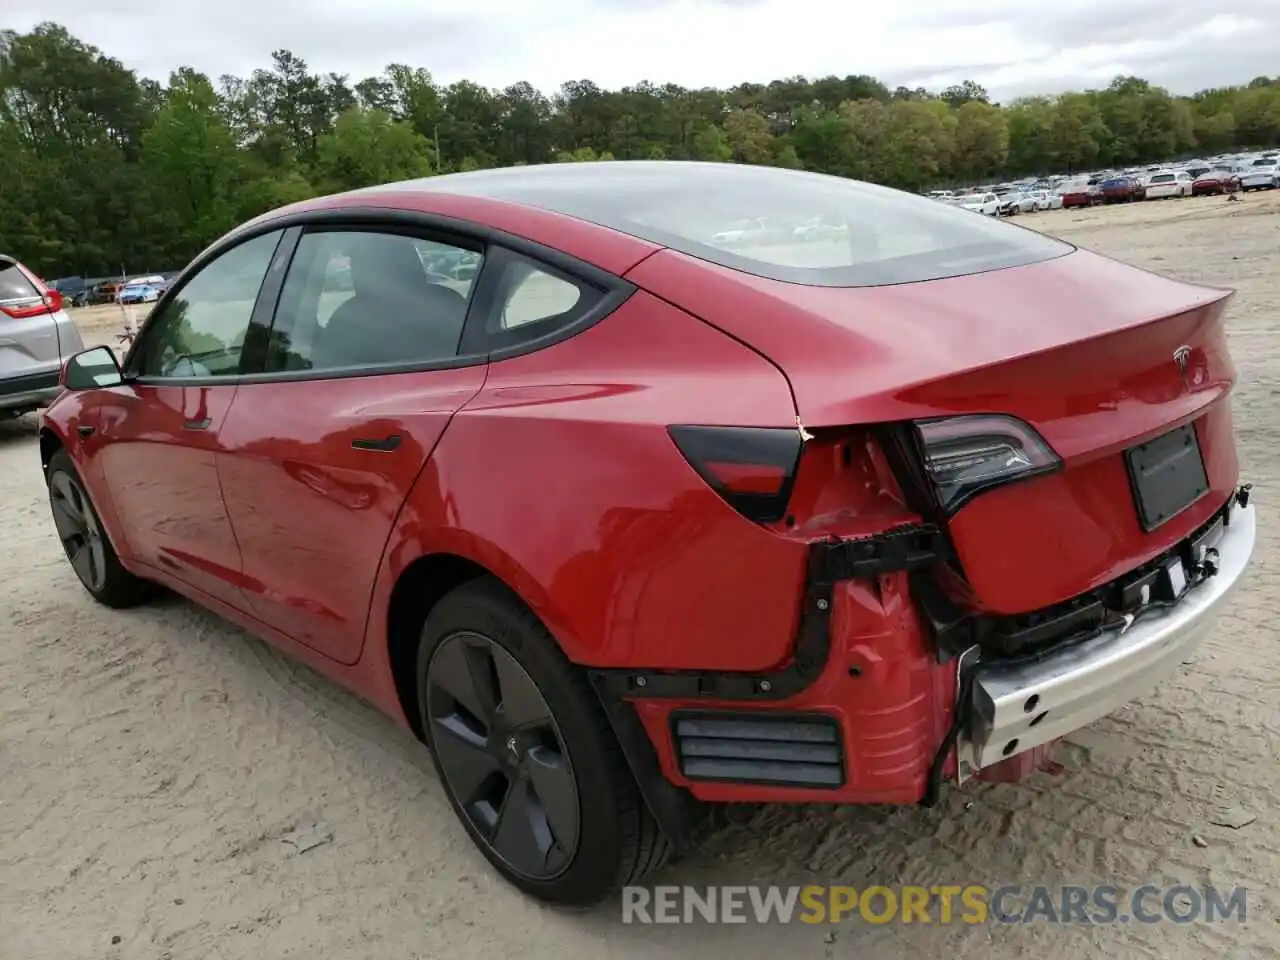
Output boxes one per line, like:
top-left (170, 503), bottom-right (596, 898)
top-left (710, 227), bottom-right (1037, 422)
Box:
top-left (46, 449), bottom-right (147, 607)
top-left (415, 581), bottom-right (633, 904)
top-left (47, 451), bottom-right (108, 594)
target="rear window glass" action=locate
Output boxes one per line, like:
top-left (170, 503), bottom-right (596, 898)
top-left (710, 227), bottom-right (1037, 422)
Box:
top-left (1149, 174), bottom-right (1175, 183)
top-left (0, 260), bottom-right (38, 300)
top-left (391, 162), bottom-right (1072, 288)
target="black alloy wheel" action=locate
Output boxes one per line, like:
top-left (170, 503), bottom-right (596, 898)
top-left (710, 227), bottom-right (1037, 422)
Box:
top-left (49, 469), bottom-right (107, 593)
top-left (425, 631), bottom-right (580, 881)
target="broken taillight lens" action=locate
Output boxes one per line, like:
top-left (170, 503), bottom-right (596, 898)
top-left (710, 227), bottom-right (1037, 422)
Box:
top-left (669, 425), bottom-right (802, 523)
top-left (914, 414), bottom-right (1061, 514)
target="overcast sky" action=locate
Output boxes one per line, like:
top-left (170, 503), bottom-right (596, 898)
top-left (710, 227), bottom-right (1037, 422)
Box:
top-left (9, 0), bottom-right (1279, 101)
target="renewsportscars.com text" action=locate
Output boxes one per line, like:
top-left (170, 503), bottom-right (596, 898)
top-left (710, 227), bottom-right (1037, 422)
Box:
top-left (621, 884), bottom-right (1247, 925)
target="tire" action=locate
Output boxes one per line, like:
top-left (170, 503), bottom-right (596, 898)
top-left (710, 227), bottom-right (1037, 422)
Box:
top-left (46, 449), bottom-right (154, 608)
top-left (416, 577), bottom-right (670, 905)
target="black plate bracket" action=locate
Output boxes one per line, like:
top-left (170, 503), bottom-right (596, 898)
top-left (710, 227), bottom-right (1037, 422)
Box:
top-left (1124, 422), bottom-right (1210, 532)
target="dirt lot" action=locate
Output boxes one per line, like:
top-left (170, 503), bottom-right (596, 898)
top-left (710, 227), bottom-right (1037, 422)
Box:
top-left (2, 193), bottom-right (1279, 959)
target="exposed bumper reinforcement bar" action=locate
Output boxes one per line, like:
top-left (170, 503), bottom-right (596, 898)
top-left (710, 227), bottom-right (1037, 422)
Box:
top-left (956, 497), bottom-right (1257, 781)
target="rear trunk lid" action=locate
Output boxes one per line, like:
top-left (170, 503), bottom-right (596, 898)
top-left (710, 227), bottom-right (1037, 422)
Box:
top-left (627, 247), bottom-right (1239, 614)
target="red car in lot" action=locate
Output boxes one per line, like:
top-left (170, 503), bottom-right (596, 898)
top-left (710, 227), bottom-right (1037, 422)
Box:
top-left (1098, 175), bottom-right (1146, 203)
top-left (40, 162), bottom-right (1258, 906)
top-left (1193, 168), bottom-right (1242, 196)
top-left (1058, 180), bottom-right (1101, 208)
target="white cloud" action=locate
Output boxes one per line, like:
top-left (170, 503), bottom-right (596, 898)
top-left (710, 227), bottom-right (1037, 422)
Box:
top-left (7, 0), bottom-right (1277, 100)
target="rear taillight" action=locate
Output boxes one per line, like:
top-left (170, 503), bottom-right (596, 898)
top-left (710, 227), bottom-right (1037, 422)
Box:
top-left (0, 288), bottom-right (62, 319)
top-left (914, 414), bottom-right (1061, 514)
top-left (669, 425), bottom-right (802, 523)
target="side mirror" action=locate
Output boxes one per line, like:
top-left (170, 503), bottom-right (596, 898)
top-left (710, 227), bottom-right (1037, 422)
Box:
top-left (61, 346), bottom-right (124, 391)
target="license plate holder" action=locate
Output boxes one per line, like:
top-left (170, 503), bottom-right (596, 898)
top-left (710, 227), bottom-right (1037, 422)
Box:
top-left (1124, 423), bottom-right (1210, 532)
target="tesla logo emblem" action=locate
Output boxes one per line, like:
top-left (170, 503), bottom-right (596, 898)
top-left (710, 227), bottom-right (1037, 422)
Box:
top-left (506, 736), bottom-right (518, 758)
top-left (1173, 345), bottom-right (1192, 390)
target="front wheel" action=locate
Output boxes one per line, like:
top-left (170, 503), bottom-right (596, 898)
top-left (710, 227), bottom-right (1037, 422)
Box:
top-left (416, 578), bottom-right (671, 905)
top-left (46, 450), bottom-right (154, 608)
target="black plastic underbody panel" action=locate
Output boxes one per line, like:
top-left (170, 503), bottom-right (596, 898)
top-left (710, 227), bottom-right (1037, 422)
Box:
top-left (1125, 422), bottom-right (1210, 532)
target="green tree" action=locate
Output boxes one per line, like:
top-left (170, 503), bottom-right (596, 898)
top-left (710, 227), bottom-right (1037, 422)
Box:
top-left (313, 107), bottom-right (434, 192)
top-left (953, 100), bottom-right (1009, 183)
top-left (8, 20), bottom-right (1280, 278)
top-left (142, 68), bottom-right (240, 254)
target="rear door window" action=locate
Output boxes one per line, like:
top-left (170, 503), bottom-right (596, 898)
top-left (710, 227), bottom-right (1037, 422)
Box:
top-left (265, 230), bottom-right (482, 374)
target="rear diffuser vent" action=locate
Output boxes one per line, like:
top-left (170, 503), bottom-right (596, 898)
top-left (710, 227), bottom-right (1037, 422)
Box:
top-left (671, 711), bottom-right (844, 788)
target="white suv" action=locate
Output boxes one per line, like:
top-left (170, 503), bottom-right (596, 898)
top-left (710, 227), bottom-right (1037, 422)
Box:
top-left (1144, 170), bottom-right (1193, 199)
top-left (0, 254), bottom-right (87, 418)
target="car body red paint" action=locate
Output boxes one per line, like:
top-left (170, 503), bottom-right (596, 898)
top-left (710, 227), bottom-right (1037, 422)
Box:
top-left (1192, 170), bottom-right (1242, 196)
top-left (40, 163), bottom-right (1256, 886)
top-left (1059, 183), bottom-right (1101, 208)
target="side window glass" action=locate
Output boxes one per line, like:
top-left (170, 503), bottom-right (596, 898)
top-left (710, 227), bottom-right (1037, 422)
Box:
top-left (135, 230), bottom-right (281, 378)
top-left (266, 231), bottom-right (481, 373)
top-left (477, 252), bottom-right (604, 353)
top-left (500, 266), bottom-right (582, 329)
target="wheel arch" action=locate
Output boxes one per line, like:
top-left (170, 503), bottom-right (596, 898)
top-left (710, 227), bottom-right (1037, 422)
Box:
top-left (379, 544), bottom-right (705, 856)
top-left (382, 544), bottom-right (577, 742)
top-left (39, 425), bottom-right (65, 474)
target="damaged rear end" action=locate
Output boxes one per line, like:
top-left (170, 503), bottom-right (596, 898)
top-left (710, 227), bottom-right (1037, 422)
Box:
top-left (622, 175), bottom-right (1257, 798)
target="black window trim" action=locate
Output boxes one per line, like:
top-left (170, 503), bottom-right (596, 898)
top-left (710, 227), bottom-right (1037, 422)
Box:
top-left (122, 205), bottom-right (637, 388)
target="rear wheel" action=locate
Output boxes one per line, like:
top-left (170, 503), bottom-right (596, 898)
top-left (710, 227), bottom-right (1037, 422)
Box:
top-left (46, 450), bottom-right (153, 608)
top-left (417, 577), bottom-right (670, 905)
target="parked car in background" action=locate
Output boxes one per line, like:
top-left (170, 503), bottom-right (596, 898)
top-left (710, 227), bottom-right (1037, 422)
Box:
top-left (1192, 169), bottom-right (1241, 196)
top-left (960, 191), bottom-right (1001, 215)
top-left (116, 275), bottom-right (165, 300)
top-left (37, 160), bottom-right (1260, 906)
top-left (1143, 170), bottom-right (1193, 199)
top-left (49, 277), bottom-right (92, 307)
top-left (118, 282), bottom-right (163, 305)
top-left (0, 254), bottom-right (87, 418)
top-left (1059, 181), bottom-right (1100, 208)
top-left (1239, 165), bottom-right (1278, 191)
top-left (95, 279), bottom-right (126, 303)
top-left (1099, 176), bottom-right (1145, 203)
top-left (1030, 190), bottom-right (1063, 211)
top-left (1000, 192), bottom-right (1038, 215)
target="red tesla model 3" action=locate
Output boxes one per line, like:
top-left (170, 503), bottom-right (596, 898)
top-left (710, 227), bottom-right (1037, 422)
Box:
top-left (39, 161), bottom-right (1257, 905)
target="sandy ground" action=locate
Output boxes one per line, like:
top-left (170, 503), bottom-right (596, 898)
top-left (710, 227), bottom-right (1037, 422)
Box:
top-left (3, 192), bottom-right (1280, 959)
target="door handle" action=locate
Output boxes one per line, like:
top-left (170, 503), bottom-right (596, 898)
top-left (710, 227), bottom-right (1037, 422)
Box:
top-left (183, 417), bottom-right (211, 430)
top-left (351, 435), bottom-right (402, 452)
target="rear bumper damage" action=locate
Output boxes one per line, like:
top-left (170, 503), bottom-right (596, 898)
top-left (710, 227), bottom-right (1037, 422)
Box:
top-left (955, 491), bottom-right (1256, 782)
top-left (589, 487), bottom-right (1257, 850)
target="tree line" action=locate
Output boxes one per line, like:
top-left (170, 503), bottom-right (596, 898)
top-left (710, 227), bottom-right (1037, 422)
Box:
top-left (4, 21), bottom-right (1280, 279)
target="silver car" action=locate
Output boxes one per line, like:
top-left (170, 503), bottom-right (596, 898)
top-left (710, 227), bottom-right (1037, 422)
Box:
top-left (0, 254), bottom-right (86, 418)
top-left (1240, 165), bottom-right (1278, 191)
